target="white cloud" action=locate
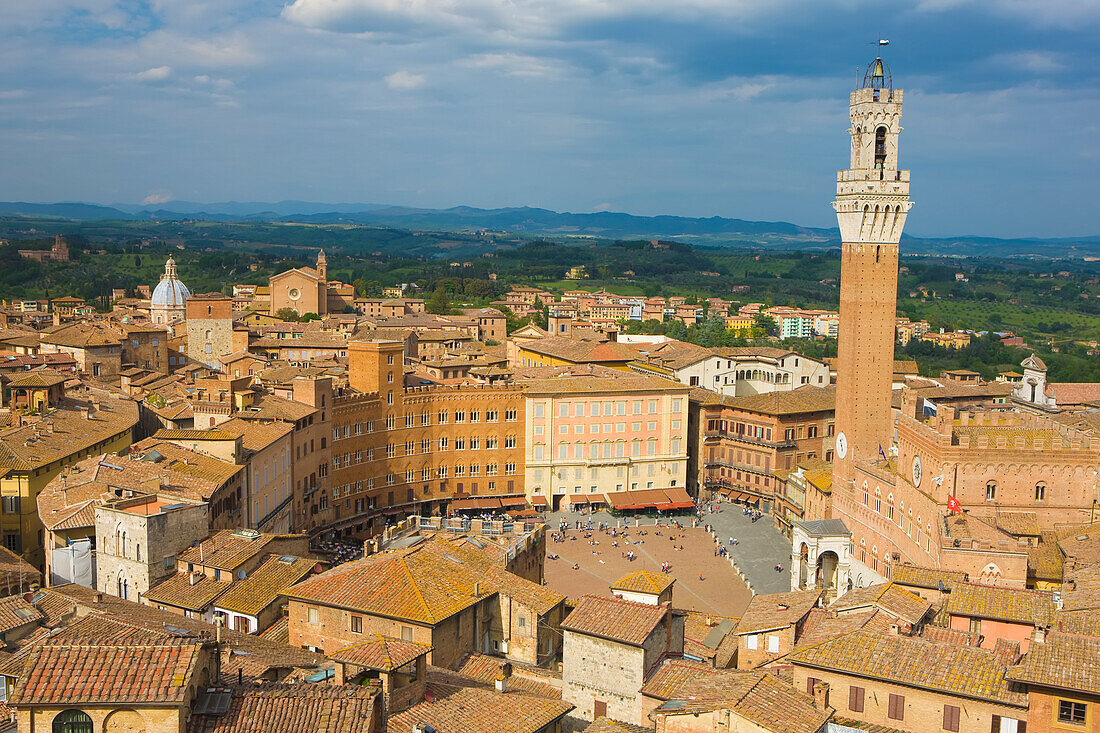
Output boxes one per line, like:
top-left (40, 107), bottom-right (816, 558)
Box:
top-left (133, 65), bottom-right (172, 81)
top-left (991, 51), bottom-right (1063, 73)
top-left (281, 0), bottom-right (786, 36)
top-left (142, 191), bottom-right (173, 205)
top-left (461, 53), bottom-right (561, 78)
top-left (592, 202), bottom-right (614, 211)
top-left (385, 70), bottom-right (427, 89)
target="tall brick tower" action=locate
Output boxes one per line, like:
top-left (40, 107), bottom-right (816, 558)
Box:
top-left (833, 58), bottom-right (912, 481)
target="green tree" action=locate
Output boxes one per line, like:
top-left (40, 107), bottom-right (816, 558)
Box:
top-left (426, 287), bottom-right (450, 315)
top-left (754, 313), bottom-right (779, 337)
top-left (275, 307), bottom-right (301, 322)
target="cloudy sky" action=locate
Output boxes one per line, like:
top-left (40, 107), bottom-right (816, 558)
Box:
top-left (1, 0), bottom-right (1098, 237)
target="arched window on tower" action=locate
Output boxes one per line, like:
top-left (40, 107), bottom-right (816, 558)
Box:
top-left (874, 126), bottom-right (888, 171)
top-left (986, 481), bottom-right (997, 501)
top-left (1035, 482), bottom-right (1046, 501)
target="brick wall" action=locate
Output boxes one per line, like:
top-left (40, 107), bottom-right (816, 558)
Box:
top-left (790, 665), bottom-right (1026, 733)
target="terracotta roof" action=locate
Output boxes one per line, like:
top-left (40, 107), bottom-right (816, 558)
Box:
top-left (146, 572), bottom-right (232, 612)
top-left (0, 393), bottom-right (139, 472)
top-left (641, 658), bottom-right (731, 699)
top-left (287, 537), bottom-right (563, 625)
top-left (993, 512), bottom-right (1042, 537)
top-left (388, 678), bottom-right (573, 733)
top-left (234, 393), bottom-right (317, 422)
top-left (0, 547), bottom-right (40, 592)
top-left (1007, 631), bottom-right (1100, 695)
top-left (10, 638), bottom-right (203, 705)
top-left (830, 583), bottom-right (931, 627)
top-left (257, 616), bottom-right (288, 644)
top-left (40, 585), bottom-right (325, 678)
top-left (1060, 565), bottom-right (1100, 615)
top-left (213, 554), bottom-right (317, 617)
top-left (891, 564), bottom-right (969, 590)
top-left (944, 582), bottom-right (1054, 625)
top-left (153, 428), bottom-right (239, 441)
top-left (920, 625), bottom-right (982, 646)
top-left (454, 653), bottom-right (562, 699)
top-left (561, 595), bottom-right (673, 647)
top-left (517, 336), bottom-right (638, 364)
top-left (787, 630), bottom-right (1027, 707)
top-left (251, 333), bottom-right (348, 350)
top-left (682, 611), bottom-right (739, 667)
top-left (611, 570), bottom-right (675, 596)
top-left (7, 371), bottom-right (67, 388)
top-left (582, 718), bottom-right (653, 733)
top-left (737, 589), bottom-right (823, 634)
top-left (515, 364), bottom-right (690, 395)
top-left (0, 595), bottom-right (43, 634)
top-left (39, 322), bottom-right (123, 349)
top-left (794, 608), bottom-right (891, 650)
top-left (127, 439), bottom-right (243, 498)
top-left (329, 635), bottom-right (430, 672)
top-left (1027, 532), bottom-right (1065, 583)
top-left (177, 530), bottom-right (299, 571)
top-left (715, 385), bottom-right (835, 416)
top-left (187, 683), bottom-right (379, 733)
top-left (1046, 382), bottom-right (1100, 406)
top-left (646, 665), bottom-right (831, 733)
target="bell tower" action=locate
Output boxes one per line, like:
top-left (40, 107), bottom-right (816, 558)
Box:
top-left (316, 249), bottom-right (328, 282)
top-left (833, 57), bottom-right (913, 480)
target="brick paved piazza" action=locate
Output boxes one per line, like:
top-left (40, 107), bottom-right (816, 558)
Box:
top-left (542, 511), bottom-right (749, 617)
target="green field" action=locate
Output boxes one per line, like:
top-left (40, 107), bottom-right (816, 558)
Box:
top-left (900, 298), bottom-right (1100, 341)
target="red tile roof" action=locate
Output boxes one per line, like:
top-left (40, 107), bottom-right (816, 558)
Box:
top-left (286, 538), bottom-right (563, 625)
top-left (10, 639), bottom-right (204, 705)
top-left (187, 683), bottom-right (379, 733)
top-left (0, 595), bottom-right (42, 634)
top-left (561, 595), bottom-right (674, 647)
top-left (329, 635), bottom-right (431, 672)
top-left (388, 680), bottom-right (572, 733)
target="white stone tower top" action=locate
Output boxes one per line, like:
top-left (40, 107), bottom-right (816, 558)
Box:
top-left (833, 57), bottom-right (913, 245)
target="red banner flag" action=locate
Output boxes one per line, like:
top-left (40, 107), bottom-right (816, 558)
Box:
top-left (947, 495), bottom-right (962, 514)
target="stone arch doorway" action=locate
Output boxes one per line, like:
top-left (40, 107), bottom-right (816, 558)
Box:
top-left (816, 550), bottom-right (840, 591)
top-left (53, 710), bottom-right (93, 733)
top-left (798, 544), bottom-right (810, 590)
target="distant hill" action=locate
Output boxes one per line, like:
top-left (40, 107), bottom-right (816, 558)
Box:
top-left (1, 200), bottom-right (1098, 258)
top-left (0, 202), bottom-right (132, 219)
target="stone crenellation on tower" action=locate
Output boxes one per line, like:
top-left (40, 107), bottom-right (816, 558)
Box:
top-left (833, 57), bottom-right (913, 480)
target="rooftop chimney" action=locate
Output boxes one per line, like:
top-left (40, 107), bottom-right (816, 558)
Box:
top-left (811, 680), bottom-right (829, 709)
top-left (495, 662), bottom-right (512, 693)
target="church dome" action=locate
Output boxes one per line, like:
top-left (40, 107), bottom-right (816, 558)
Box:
top-left (151, 257), bottom-right (191, 308)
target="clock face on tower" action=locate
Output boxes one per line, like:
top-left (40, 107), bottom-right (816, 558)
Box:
top-left (836, 432), bottom-right (848, 460)
top-left (912, 455), bottom-right (923, 487)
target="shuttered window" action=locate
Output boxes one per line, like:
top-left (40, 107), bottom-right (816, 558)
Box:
top-left (888, 693), bottom-right (905, 720)
top-left (943, 705), bottom-right (960, 732)
top-left (848, 686), bottom-right (864, 713)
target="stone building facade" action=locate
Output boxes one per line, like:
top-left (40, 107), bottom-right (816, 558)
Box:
top-left (185, 294), bottom-right (235, 368)
top-left (94, 494), bottom-right (209, 603)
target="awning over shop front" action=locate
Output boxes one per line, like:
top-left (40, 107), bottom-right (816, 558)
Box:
top-left (530, 496), bottom-right (548, 507)
top-left (605, 487), bottom-right (695, 512)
